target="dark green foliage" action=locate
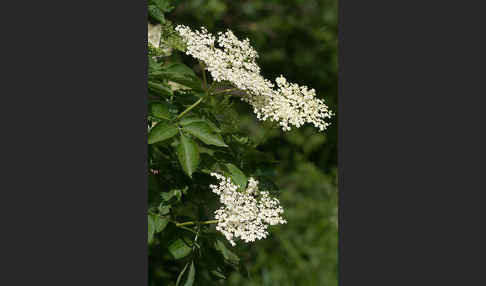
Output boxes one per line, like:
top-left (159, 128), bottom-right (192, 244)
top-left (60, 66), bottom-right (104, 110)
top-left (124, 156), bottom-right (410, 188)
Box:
top-left (148, 1), bottom-right (338, 285)
top-left (176, 133), bottom-right (200, 178)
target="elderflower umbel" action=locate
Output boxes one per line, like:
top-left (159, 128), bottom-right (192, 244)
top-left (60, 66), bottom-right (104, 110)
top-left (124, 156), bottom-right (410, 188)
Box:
top-left (175, 25), bottom-right (333, 131)
top-left (209, 173), bottom-right (287, 246)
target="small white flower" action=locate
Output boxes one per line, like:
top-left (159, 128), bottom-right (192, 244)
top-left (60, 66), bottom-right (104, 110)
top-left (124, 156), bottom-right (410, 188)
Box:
top-left (175, 25), bottom-right (333, 131)
top-left (209, 173), bottom-right (287, 246)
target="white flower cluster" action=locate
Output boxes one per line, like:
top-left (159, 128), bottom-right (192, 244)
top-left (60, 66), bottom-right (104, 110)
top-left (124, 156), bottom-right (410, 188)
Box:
top-left (209, 173), bottom-right (287, 246)
top-left (175, 25), bottom-right (333, 131)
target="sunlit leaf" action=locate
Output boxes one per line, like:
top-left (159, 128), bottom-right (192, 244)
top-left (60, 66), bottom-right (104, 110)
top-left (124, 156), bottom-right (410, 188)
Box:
top-left (183, 122), bottom-right (227, 147)
top-left (225, 163), bottom-right (247, 190)
top-left (148, 121), bottom-right (178, 144)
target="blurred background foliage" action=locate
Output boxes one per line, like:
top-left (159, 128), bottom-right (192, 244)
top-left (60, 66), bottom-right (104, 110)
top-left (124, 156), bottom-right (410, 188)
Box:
top-left (167, 0), bottom-right (338, 285)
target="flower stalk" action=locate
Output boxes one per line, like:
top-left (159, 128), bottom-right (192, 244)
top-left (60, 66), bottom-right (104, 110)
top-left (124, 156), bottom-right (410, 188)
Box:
top-left (175, 96), bottom-right (205, 120)
top-left (176, 220), bottom-right (219, 227)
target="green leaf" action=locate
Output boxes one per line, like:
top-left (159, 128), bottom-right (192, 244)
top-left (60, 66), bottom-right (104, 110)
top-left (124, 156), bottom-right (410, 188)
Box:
top-left (158, 204), bottom-right (171, 215)
top-left (224, 163), bottom-right (247, 190)
top-left (148, 81), bottom-right (173, 98)
top-left (169, 238), bottom-right (193, 259)
top-left (148, 121), bottom-right (178, 144)
top-left (161, 188), bottom-right (182, 202)
top-left (149, 102), bottom-right (171, 120)
top-left (204, 118), bottom-right (222, 133)
top-left (177, 134), bottom-right (200, 178)
top-left (159, 63), bottom-right (202, 91)
top-left (179, 117), bottom-right (206, 126)
top-left (166, 33), bottom-right (186, 52)
top-left (198, 145), bottom-right (216, 156)
top-left (148, 215), bottom-right (155, 243)
top-left (183, 122), bottom-right (227, 147)
top-left (148, 57), bottom-right (162, 73)
top-left (214, 240), bottom-right (239, 265)
top-left (148, 5), bottom-right (165, 23)
top-left (183, 261), bottom-right (196, 286)
top-left (180, 116), bottom-right (222, 134)
top-left (164, 62), bottom-right (196, 77)
top-left (150, 0), bottom-right (174, 12)
top-left (153, 216), bottom-right (169, 233)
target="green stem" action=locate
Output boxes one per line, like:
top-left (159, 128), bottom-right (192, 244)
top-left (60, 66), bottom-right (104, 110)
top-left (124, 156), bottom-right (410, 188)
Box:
top-left (176, 220), bottom-right (219, 227)
top-left (178, 225), bottom-right (198, 234)
top-left (199, 61), bottom-right (208, 90)
top-left (175, 96), bottom-right (205, 120)
top-left (175, 62), bottom-right (213, 121)
top-left (207, 82), bottom-right (217, 94)
top-left (213, 88), bottom-right (236, 95)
